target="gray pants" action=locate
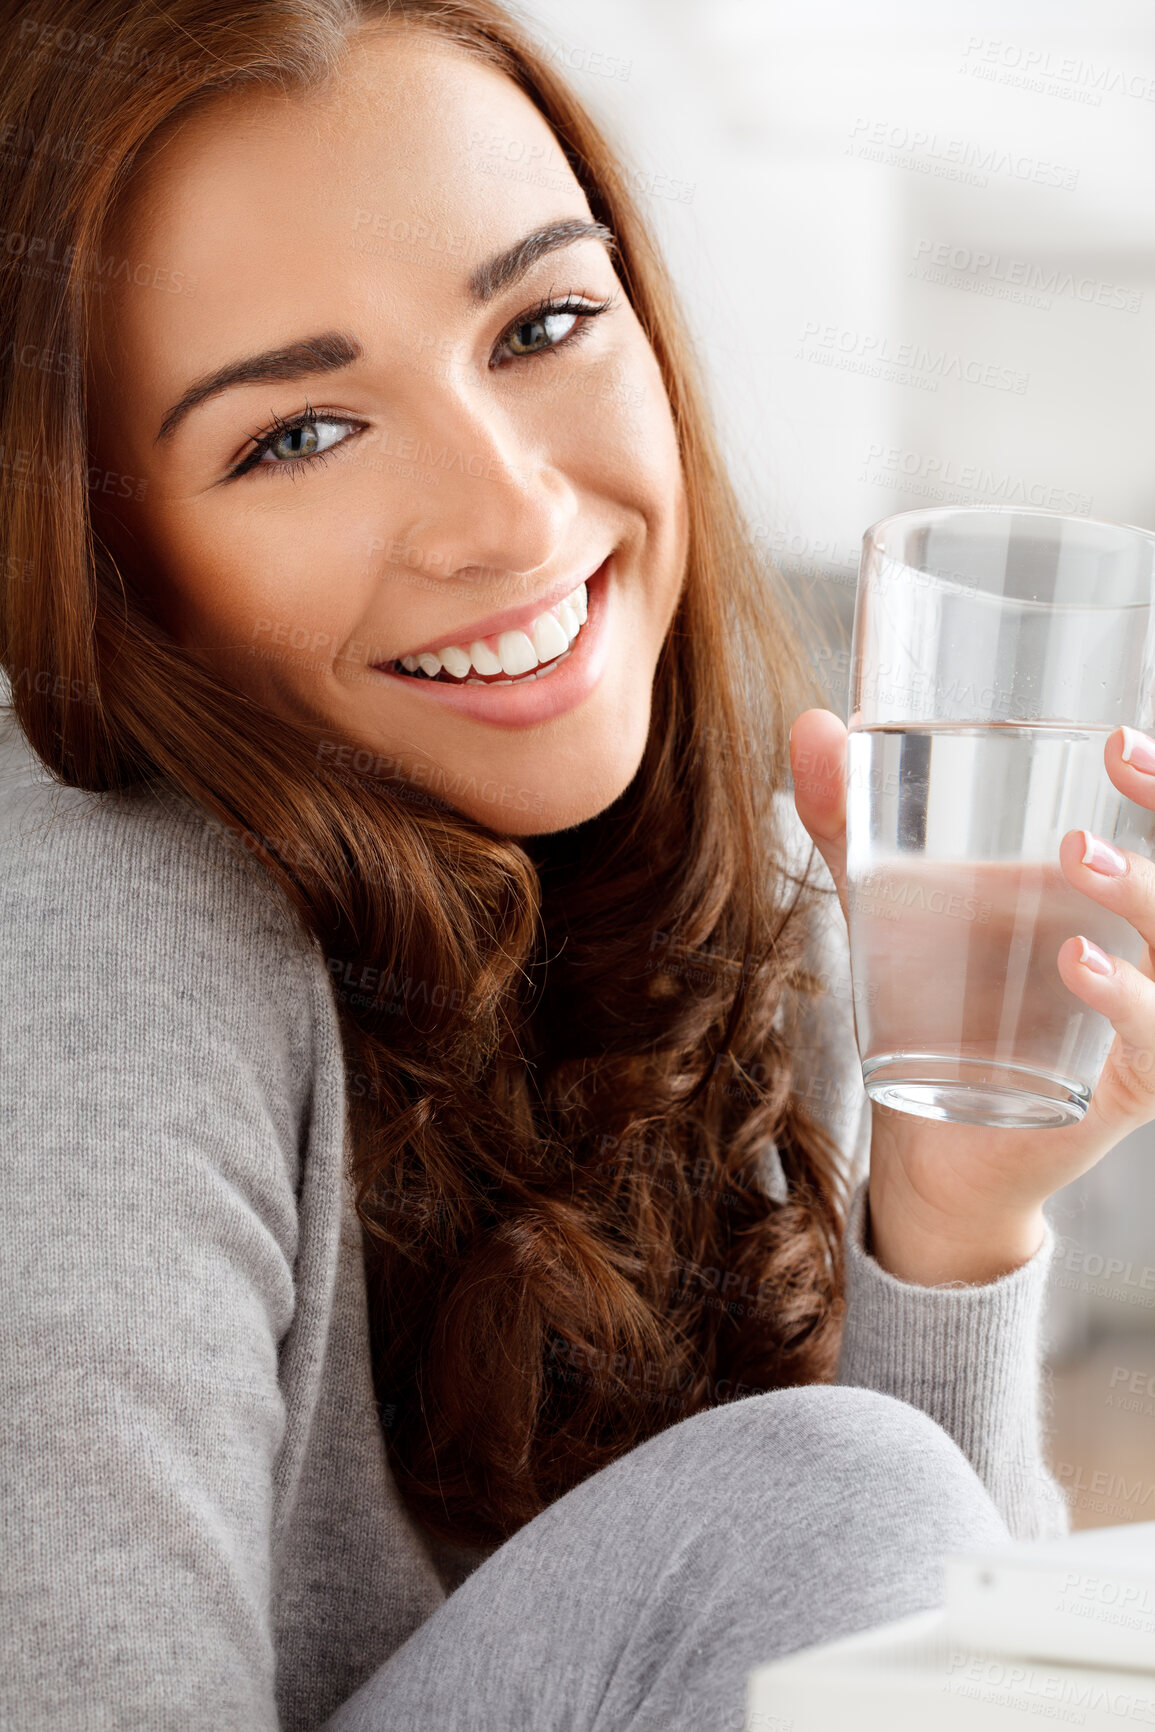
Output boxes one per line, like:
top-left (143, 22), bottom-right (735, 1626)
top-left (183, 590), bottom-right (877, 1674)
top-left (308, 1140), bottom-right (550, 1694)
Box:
top-left (321, 1385), bottom-right (1010, 1732)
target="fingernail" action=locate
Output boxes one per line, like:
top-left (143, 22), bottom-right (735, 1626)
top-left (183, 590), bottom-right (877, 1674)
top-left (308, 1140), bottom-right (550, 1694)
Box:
top-left (1081, 829), bottom-right (1128, 877)
top-left (1120, 726), bottom-right (1155, 774)
top-left (1077, 935), bottom-right (1114, 977)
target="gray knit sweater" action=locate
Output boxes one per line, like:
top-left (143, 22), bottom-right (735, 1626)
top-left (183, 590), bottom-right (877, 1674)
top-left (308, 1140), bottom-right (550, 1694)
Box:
top-left (0, 740), bottom-right (1069, 1730)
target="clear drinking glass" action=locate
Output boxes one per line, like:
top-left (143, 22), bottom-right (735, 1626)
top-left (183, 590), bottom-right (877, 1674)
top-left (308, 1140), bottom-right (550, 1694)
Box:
top-left (845, 505), bottom-right (1155, 1129)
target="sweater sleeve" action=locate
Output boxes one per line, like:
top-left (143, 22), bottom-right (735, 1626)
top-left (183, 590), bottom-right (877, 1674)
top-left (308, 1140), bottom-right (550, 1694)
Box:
top-left (777, 793), bottom-right (1071, 1542)
top-left (0, 777), bottom-right (320, 1730)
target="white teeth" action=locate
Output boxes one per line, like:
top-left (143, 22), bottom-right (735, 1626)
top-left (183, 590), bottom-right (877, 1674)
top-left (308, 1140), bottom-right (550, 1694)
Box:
top-left (531, 611), bottom-right (570, 662)
top-left (469, 639), bottom-right (504, 675)
top-left (397, 575), bottom-right (594, 681)
top-left (438, 643), bottom-right (472, 679)
top-left (497, 629), bottom-right (538, 677)
top-left (556, 599), bottom-right (580, 642)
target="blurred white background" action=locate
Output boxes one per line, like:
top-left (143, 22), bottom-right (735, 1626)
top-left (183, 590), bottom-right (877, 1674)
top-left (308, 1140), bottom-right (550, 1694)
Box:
top-left (513, 0), bottom-right (1155, 1524)
top-left (2, 0), bottom-right (1152, 1525)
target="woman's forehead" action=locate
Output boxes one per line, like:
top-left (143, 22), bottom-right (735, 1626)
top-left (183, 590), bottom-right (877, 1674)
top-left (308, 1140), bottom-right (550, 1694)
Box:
top-left (88, 26), bottom-right (594, 425)
top-left (108, 25), bottom-right (566, 250)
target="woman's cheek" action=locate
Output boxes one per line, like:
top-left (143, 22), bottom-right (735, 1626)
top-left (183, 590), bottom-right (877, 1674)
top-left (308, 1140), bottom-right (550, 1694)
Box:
top-left (131, 504), bottom-right (348, 675)
top-left (548, 338), bottom-right (679, 503)
top-left (602, 341), bottom-right (681, 494)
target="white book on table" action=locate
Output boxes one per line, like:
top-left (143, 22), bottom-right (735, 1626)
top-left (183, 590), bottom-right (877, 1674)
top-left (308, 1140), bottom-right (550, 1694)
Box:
top-left (943, 1519), bottom-right (1155, 1671)
top-left (746, 1603), bottom-right (1155, 1732)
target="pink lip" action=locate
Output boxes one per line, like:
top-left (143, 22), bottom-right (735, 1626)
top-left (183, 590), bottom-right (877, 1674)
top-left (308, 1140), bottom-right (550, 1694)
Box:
top-left (387, 555), bottom-right (609, 661)
top-left (370, 554), bottom-right (613, 728)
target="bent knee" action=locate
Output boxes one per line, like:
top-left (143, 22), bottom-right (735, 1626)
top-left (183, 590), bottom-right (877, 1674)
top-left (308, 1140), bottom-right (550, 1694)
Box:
top-left (679, 1381), bottom-right (961, 1460)
top-left (660, 1383), bottom-right (1008, 1538)
top-left (759, 1382), bottom-right (968, 1459)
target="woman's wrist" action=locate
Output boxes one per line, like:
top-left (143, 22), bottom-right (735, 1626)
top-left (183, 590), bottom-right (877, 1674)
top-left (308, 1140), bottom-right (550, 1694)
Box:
top-left (864, 1165), bottom-right (1048, 1287)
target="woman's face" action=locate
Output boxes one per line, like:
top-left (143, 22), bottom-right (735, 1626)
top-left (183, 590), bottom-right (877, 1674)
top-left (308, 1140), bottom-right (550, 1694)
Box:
top-left (86, 21), bottom-right (689, 835)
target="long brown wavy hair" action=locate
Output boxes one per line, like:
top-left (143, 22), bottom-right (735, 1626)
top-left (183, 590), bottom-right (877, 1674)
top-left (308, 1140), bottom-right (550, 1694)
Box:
top-left (1, 0), bottom-right (851, 1551)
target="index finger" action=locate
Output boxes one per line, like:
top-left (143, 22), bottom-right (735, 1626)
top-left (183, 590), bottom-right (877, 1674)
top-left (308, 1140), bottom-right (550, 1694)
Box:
top-left (788, 708), bottom-right (849, 916)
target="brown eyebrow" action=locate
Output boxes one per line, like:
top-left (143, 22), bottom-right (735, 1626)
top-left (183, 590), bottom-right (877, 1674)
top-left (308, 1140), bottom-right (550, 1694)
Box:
top-left (155, 331), bottom-right (362, 445)
top-left (153, 218), bottom-right (617, 446)
top-left (467, 217), bottom-right (616, 302)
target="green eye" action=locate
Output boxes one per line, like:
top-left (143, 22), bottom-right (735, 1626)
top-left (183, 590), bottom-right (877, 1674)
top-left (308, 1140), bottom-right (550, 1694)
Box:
top-left (505, 309), bottom-right (581, 357)
top-left (228, 408), bottom-right (364, 481)
top-left (267, 421), bottom-right (321, 460)
top-left (495, 294), bottom-right (615, 365)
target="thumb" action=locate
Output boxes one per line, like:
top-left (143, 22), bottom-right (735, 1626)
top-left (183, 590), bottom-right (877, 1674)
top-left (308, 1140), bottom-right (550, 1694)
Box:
top-left (788, 708), bottom-right (849, 921)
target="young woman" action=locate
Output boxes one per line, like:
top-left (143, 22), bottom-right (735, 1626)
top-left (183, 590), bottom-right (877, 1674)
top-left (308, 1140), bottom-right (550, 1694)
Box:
top-left (5, 2), bottom-right (1154, 1727)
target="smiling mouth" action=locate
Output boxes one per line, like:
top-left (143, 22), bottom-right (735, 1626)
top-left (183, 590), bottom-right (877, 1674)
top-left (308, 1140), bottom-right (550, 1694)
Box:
top-left (376, 572), bottom-right (593, 687)
top-left (389, 645), bottom-right (577, 686)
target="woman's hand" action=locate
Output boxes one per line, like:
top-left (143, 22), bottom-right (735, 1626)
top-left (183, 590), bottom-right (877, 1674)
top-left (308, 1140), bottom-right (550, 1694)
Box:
top-left (789, 707), bottom-right (1155, 1287)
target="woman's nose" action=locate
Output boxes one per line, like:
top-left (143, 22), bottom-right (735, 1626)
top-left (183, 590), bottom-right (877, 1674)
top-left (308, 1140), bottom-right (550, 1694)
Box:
top-left (377, 391), bottom-right (582, 595)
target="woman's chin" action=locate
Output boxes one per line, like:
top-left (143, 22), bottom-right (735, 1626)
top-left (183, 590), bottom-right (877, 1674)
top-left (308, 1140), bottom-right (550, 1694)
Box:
top-left (463, 735), bottom-right (649, 838)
